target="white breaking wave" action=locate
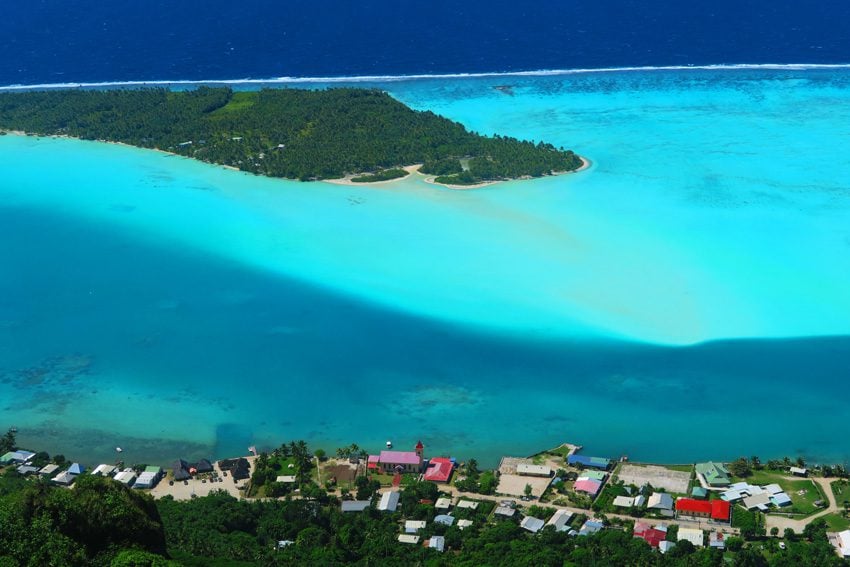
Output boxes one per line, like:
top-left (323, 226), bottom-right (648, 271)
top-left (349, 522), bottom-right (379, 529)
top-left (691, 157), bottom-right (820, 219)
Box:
top-left (2, 63), bottom-right (850, 91)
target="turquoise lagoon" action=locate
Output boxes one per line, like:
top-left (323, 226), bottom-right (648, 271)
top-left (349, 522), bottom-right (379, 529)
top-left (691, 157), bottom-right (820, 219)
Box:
top-left (1, 68), bottom-right (849, 466)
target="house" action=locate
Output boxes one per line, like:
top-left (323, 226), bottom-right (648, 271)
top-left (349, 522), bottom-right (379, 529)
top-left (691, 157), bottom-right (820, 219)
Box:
top-left (494, 506), bottom-right (516, 518)
top-left (145, 465), bottom-right (162, 477)
top-left (520, 516), bottom-right (546, 533)
top-left (434, 515), bottom-right (455, 526)
top-left (134, 471), bottom-right (160, 489)
top-left (397, 534), bottom-right (420, 544)
top-left (579, 519), bottom-right (604, 536)
top-left (92, 464), bottom-right (116, 476)
top-left (695, 462), bottom-right (731, 487)
top-left (614, 496), bottom-right (636, 508)
top-left (67, 463), bottom-right (85, 475)
top-left (276, 540), bottom-right (294, 549)
top-left (192, 459), bottom-right (214, 473)
top-left (0, 450), bottom-right (36, 465)
top-left (574, 478), bottom-right (602, 496)
top-left (458, 519), bottom-right (473, 530)
top-left (568, 455), bottom-right (610, 470)
top-left (114, 468), bottom-right (136, 486)
top-left (16, 465), bottom-right (39, 476)
top-left (516, 463), bottom-right (552, 477)
top-left (429, 535), bottom-right (446, 552)
top-left (378, 491), bottom-right (400, 512)
top-left (52, 471), bottom-right (77, 485)
top-left (709, 531), bottom-right (726, 549)
top-left (405, 520), bottom-right (427, 533)
top-left (172, 459), bottom-right (192, 481)
top-left (38, 464), bottom-right (59, 476)
top-left (648, 492), bottom-right (674, 510)
top-left (367, 455), bottom-right (380, 470)
top-left (424, 458), bottom-right (454, 483)
top-left (580, 470), bottom-right (607, 481)
top-left (790, 467), bottom-right (807, 477)
top-left (633, 495), bottom-right (646, 507)
top-left (771, 493), bottom-right (792, 507)
top-left (435, 497), bottom-right (452, 510)
top-left (659, 541), bottom-right (675, 554)
top-left (691, 486), bottom-right (708, 499)
top-left (341, 500), bottom-right (371, 513)
top-left (634, 522), bottom-right (668, 548)
top-left (276, 475), bottom-right (297, 483)
top-left (677, 527), bottom-right (705, 547)
top-left (218, 458), bottom-right (250, 481)
top-left (833, 530), bottom-right (850, 557)
top-left (675, 498), bottom-right (731, 522)
top-left (546, 509), bottom-right (574, 532)
top-left (743, 492), bottom-right (773, 511)
top-left (457, 500), bottom-right (479, 510)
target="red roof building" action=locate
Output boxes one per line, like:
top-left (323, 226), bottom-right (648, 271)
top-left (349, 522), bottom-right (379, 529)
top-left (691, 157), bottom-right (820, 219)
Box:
top-left (424, 458), bottom-right (453, 483)
top-left (675, 498), bottom-right (730, 522)
top-left (710, 500), bottom-right (731, 521)
top-left (633, 522), bottom-right (667, 548)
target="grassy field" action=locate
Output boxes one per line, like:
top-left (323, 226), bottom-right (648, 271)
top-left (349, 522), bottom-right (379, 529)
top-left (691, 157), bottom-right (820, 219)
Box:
top-left (737, 470), bottom-right (825, 516)
top-left (664, 464), bottom-right (695, 473)
top-left (822, 513), bottom-right (850, 531)
top-left (831, 479), bottom-right (850, 506)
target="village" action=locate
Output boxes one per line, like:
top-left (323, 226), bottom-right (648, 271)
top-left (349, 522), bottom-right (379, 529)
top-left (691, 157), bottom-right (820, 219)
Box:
top-left (3, 437), bottom-right (850, 560)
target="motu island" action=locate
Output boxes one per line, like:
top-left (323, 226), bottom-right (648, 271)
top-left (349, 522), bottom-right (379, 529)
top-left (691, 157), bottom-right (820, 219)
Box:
top-left (0, 87), bottom-right (584, 186)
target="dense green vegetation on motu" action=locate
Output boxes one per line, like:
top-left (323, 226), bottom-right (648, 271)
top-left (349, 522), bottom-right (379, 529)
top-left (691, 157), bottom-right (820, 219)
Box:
top-left (0, 87), bottom-right (582, 183)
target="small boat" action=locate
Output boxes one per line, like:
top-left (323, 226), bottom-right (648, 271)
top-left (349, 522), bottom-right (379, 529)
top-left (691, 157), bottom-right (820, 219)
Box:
top-left (386, 440), bottom-right (393, 449)
top-left (115, 447), bottom-right (123, 453)
top-left (9, 426), bottom-right (17, 433)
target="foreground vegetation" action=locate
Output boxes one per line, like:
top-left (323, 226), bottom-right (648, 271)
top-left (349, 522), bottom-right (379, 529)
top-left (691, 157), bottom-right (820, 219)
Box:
top-left (3, 431), bottom-right (848, 566)
top-left (1, 469), bottom-right (846, 566)
top-left (0, 87), bottom-right (582, 183)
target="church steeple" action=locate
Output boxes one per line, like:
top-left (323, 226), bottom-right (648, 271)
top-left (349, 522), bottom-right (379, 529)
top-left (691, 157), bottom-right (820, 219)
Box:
top-left (415, 440), bottom-right (424, 458)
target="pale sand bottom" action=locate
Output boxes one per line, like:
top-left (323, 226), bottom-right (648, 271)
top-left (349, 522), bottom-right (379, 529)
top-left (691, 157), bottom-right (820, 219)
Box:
top-left (324, 156), bottom-right (591, 190)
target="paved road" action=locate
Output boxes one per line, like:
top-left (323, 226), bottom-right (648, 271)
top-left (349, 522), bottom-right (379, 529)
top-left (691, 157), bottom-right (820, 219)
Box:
top-left (764, 476), bottom-right (838, 534)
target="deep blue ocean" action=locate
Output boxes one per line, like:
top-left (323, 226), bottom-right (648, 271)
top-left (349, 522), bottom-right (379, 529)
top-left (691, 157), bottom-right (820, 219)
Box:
top-left (3, 0), bottom-right (850, 85)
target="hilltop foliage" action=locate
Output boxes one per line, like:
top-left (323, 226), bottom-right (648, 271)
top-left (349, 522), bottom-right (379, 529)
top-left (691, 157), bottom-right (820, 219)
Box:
top-left (0, 87), bottom-right (582, 182)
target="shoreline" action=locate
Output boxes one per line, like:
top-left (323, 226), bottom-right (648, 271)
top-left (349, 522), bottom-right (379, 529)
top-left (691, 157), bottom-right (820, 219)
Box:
top-left (3, 130), bottom-right (591, 190)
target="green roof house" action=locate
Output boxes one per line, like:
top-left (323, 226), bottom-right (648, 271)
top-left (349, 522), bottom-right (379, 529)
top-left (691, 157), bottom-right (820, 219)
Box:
top-left (691, 486), bottom-right (708, 499)
top-left (695, 462), bottom-right (731, 487)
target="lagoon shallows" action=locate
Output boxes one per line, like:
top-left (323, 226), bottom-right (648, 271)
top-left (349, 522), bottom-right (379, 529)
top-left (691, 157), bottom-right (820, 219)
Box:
top-left (1, 68), bottom-right (849, 466)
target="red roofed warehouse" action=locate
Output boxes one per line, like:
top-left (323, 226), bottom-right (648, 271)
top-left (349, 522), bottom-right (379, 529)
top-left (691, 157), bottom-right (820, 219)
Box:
top-left (675, 498), bottom-right (731, 522)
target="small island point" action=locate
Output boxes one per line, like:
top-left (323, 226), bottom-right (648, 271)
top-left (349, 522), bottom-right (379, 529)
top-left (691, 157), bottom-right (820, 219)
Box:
top-left (0, 86), bottom-right (585, 189)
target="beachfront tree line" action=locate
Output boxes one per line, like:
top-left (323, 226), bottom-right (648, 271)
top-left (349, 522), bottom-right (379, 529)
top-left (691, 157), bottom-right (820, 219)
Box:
top-left (0, 87), bottom-right (582, 183)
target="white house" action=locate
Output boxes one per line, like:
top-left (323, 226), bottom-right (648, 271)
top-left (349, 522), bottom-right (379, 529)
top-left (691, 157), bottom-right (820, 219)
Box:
top-left (520, 516), bottom-right (546, 533)
top-left (546, 509), bottom-right (574, 532)
top-left (429, 535), bottom-right (446, 552)
top-left (677, 528), bottom-right (704, 547)
top-left (405, 520), bottom-right (426, 533)
top-left (114, 469), bottom-right (137, 486)
top-left (378, 491), bottom-right (400, 512)
top-left (648, 492), bottom-right (674, 510)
